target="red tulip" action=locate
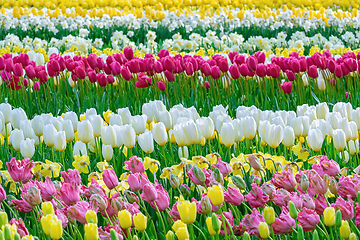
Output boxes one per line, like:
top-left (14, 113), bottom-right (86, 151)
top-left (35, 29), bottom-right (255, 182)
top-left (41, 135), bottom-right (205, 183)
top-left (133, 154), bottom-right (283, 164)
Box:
top-left (0, 56), bottom-right (5, 70)
top-left (246, 56), bottom-right (257, 72)
top-left (200, 62), bottom-right (211, 76)
top-left (25, 65), bottom-right (36, 79)
top-left (307, 65), bottom-right (318, 78)
top-left (97, 73), bottom-right (107, 87)
top-left (164, 70), bottom-right (174, 82)
top-left (110, 61), bottom-right (121, 75)
top-left (255, 64), bottom-right (267, 77)
top-left (154, 61), bottom-right (163, 73)
top-left (124, 46), bottom-right (134, 60)
top-left (239, 63), bottom-right (249, 77)
top-left (229, 64), bottom-right (240, 79)
top-left (157, 80), bottom-right (166, 91)
top-left (184, 62), bottom-right (194, 75)
top-left (334, 65), bottom-right (343, 78)
top-left (120, 66), bottom-right (132, 81)
top-left (5, 58), bottom-right (14, 72)
top-left (210, 65), bottom-right (221, 79)
top-left (255, 51), bottom-right (266, 64)
top-left (280, 82), bottom-right (293, 94)
top-left (107, 75), bottom-right (115, 84)
top-left (286, 70), bottom-right (295, 81)
top-left (204, 81), bottom-right (210, 89)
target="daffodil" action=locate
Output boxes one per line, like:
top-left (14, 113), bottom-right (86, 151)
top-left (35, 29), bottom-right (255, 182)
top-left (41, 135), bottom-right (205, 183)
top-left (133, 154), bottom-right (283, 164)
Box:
top-left (40, 160), bottom-right (61, 178)
top-left (143, 157), bottom-right (160, 173)
top-left (72, 155), bottom-right (90, 174)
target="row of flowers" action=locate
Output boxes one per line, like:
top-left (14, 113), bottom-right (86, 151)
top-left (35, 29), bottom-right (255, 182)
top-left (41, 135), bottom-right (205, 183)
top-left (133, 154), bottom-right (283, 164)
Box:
top-left (1, 7), bottom-right (360, 46)
top-left (0, 152), bottom-right (359, 240)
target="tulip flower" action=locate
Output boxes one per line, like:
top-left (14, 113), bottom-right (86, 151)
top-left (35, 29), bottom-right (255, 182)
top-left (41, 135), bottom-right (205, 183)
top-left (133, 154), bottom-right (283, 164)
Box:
top-left (50, 217), bottom-right (63, 240)
top-left (41, 202), bottom-right (54, 216)
top-left (220, 122), bottom-right (235, 147)
top-left (177, 200), bottom-right (197, 224)
top-left (118, 210), bottom-right (132, 229)
top-left (323, 207), bottom-right (336, 227)
top-left (84, 223), bottom-right (99, 240)
top-left (207, 185), bottom-right (224, 206)
top-left (263, 207), bottom-right (275, 225)
top-left (172, 220), bottom-right (189, 240)
top-left (152, 122), bottom-right (168, 146)
top-left (102, 144), bottom-right (113, 161)
top-left (85, 210), bottom-right (98, 224)
top-left (340, 221), bottom-right (351, 239)
top-left (333, 129), bottom-right (346, 151)
top-left (20, 138), bottom-right (35, 159)
top-left (77, 120), bottom-right (94, 144)
top-left (308, 129), bottom-right (324, 151)
top-left (133, 212), bottom-right (147, 231)
top-left (102, 169), bottom-right (119, 190)
top-left (206, 216), bottom-right (221, 236)
top-left (54, 131), bottom-right (66, 152)
top-left (258, 222), bottom-right (270, 239)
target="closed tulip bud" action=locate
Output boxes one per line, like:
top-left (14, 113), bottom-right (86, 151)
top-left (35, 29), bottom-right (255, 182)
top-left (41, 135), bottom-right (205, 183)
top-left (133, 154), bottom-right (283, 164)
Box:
top-left (329, 179), bottom-right (338, 195)
top-left (263, 206), bottom-right (275, 225)
top-left (180, 184), bottom-right (191, 197)
top-left (288, 201), bottom-right (298, 219)
top-left (118, 210), bottom-right (132, 229)
top-left (323, 207), bottom-right (336, 227)
top-left (242, 232), bottom-right (251, 240)
top-left (166, 231), bottom-right (176, 240)
top-left (54, 131), bottom-right (66, 152)
top-left (20, 138), bottom-right (35, 159)
top-left (340, 221), bottom-right (350, 239)
top-left (14, 233), bottom-right (20, 240)
top-left (350, 233), bottom-right (357, 240)
top-left (335, 210), bottom-right (342, 228)
top-left (213, 168), bottom-right (224, 185)
top-left (201, 195), bottom-right (212, 215)
top-left (3, 225), bottom-right (11, 240)
top-left (211, 213), bottom-right (221, 233)
top-left (0, 212), bottom-right (8, 227)
top-left (312, 230), bottom-right (319, 240)
top-left (258, 222), bottom-right (270, 239)
top-left (41, 202), bottom-right (54, 216)
top-left (102, 144), bottom-right (113, 161)
top-left (248, 154), bottom-right (262, 171)
top-left (84, 223), bottom-right (98, 240)
top-left (133, 212), bottom-right (147, 231)
top-left (124, 190), bottom-right (139, 204)
top-left (300, 174), bottom-right (309, 191)
top-left (85, 210), bottom-right (98, 224)
top-left (77, 120), bottom-right (94, 144)
top-left (192, 165), bottom-right (205, 184)
top-left (169, 173), bottom-right (180, 189)
top-left (297, 225), bottom-right (304, 240)
top-left (178, 146), bottom-right (189, 159)
top-left (232, 175), bottom-right (246, 191)
top-left (206, 215), bottom-right (221, 236)
top-left (110, 229), bottom-right (119, 240)
top-left (152, 122), bottom-right (168, 146)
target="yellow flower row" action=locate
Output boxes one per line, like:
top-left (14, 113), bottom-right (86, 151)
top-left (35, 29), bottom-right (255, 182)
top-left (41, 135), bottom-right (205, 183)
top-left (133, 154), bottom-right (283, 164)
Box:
top-left (2, 5), bottom-right (360, 20)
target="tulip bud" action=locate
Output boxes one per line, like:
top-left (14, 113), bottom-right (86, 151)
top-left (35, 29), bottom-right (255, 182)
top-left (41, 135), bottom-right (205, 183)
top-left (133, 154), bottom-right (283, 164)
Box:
top-left (242, 232), bottom-right (251, 240)
top-left (124, 190), bottom-right (139, 204)
top-left (329, 179), bottom-right (338, 195)
top-left (213, 168), bottom-right (224, 185)
top-left (312, 230), bottom-right (319, 240)
top-left (300, 174), bottom-right (309, 191)
top-left (232, 175), bottom-right (246, 191)
top-left (288, 201), bottom-right (298, 219)
top-left (41, 202), bottom-right (54, 216)
top-left (180, 184), bottom-right (191, 197)
top-left (350, 233), bottom-right (357, 240)
top-left (3, 225), bottom-right (11, 240)
top-left (132, 236), bottom-right (139, 240)
top-left (297, 225), bottom-right (304, 240)
top-left (169, 174), bottom-right (180, 189)
top-left (259, 222), bottom-right (270, 239)
top-left (0, 230), bottom-right (4, 240)
top-left (0, 212), bottom-right (8, 228)
top-left (166, 231), bottom-right (176, 240)
top-left (14, 233), bottom-right (20, 240)
top-left (248, 154), bottom-right (261, 171)
top-left (192, 166), bottom-right (205, 185)
top-left (201, 195), bottom-right (212, 215)
top-left (85, 210), bottom-right (98, 224)
top-left (110, 229), bottom-right (119, 240)
top-left (323, 207), bottom-right (336, 227)
top-left (211, 213), bottom-right (221, 233)
top-left (185, 163), bottom-right (192, 173)
top-left (340, 221), bottom-right (350, 239)
top-left (335, 210), bottom-right (342, 228)
top-left (263, 206), bottom-right (275, 225)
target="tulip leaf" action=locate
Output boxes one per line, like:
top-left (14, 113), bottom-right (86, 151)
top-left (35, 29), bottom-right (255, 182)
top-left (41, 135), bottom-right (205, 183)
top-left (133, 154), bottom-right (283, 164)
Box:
top-left (311, 91), bottom-right (320, 104)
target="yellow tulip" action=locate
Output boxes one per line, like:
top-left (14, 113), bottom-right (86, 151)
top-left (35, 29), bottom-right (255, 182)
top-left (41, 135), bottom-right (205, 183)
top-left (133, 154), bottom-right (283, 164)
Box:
top-left (207, 185), bottom-right (224, 206)
top-left (323, 207), bottom-right (336, 227)
top-left (118, 210), bottom-right (132, 229)
top-left (84, 223), bottom-right (98, 240)
top-left (177, 201), bottom-right (197, 224)
top-left (41, 214), bottom-right (55, 236)
top-left (340, 221), bottom-right (350, 239)
top-left (349, 232), bottom-right (357, 240)
top-left (133, 212), bottom-right (147, 231)
top-left (85, 210), bottom-right (98, 224)
top-left (258, 222), bottom-right (270, 239)
top-left (263, 207), bottom-right (275, 225)
top-left (205, 216), bottom-right (221, 235)
top-left (50, 218), bottom-right (63, 240)
top-left (41, 202), bottom-right (54, 216)
top-left (172, 220), bottom-right (189, 240)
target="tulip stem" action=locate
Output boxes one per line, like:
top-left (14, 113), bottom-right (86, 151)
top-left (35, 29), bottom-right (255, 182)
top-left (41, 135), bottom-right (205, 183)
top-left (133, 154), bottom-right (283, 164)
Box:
top-left (143, 231), bottom-right (150, 240)
top-left (154, 201), bottom-right (166, 235)
top-left (221, 212), bottom-right (236, 240)
top-left (189, 224), bottom-right (196, 240)
top-left (227, 147), bottom-right (231, 162)
top-left (192, 223), bottom-right (207, 240)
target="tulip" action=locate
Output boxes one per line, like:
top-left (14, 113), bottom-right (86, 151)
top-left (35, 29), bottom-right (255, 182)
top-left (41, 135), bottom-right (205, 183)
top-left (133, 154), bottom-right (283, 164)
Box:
top-left (207, 185), bottom-right (224, 206)
top-left (85, 210), bottom-right (98, 224)
top-left (172, 220), bottom-right (190, 240)
top-left (308, 129), bottom-right (324, 151)
top-left (49, 218), bottom-right (63, 240)
top-left (77, 120), bottom-right (94, 144)
top-left (280, 81), bottom-right (293, 94)
top-left (41, 202), bottom-right (54, 216)
top-left (206, 216), bottom-right (221, 236)
top-left (349, 233), bottom-right (357, 240)
top-left (282, 126), bottom-right (295, 148)
top-left (54, 131), bottom-right (66, 152)
top-left (297, 208), bottom-right (320, 232)
top-left (133, 212), bottom-right (147, 231)
top-left (323, 207), bottom-right (336, 227)
top-left (101, 126), bottom-right (117, 147)
top-left (333, 129), bottom-right (346, 151)
top-left (89, 115), bottom-right (104, 138)
top-left (11, 129), bottom-right (24, 151)
top-left (84, 223), bottom-right (98, 240)
top-left (152, 122), bottom-right (168, 146)
top-left (258, 222), bottom-right (270, 239)
top-left (220, 122), bottom-right (235, 147)
top-left (158, 111), bottom-right (172, 131)
top-left (0, 103), bottom-right (11, 124)
top-left (6, 158), bottom-right (34, 183)
top-left (241, 116), bottom-right (257, 140)
top-left (64, 111), bottom-right (78, 131)
top-left (121, 124), bottom-right (136, 148)
top-left (308, 65), bottom-right (318, 78)
top-left (102, 144), bottom-right (113, 161)
top-left (62, 119), bottom-right (74, 143)
top-left (102, 169), bottom-right (119, 190)
top-left (41, 214), bottom-right (54, 236)
top-left (263, 207), bottom-right (275, 225)
top-left (20, 138), bottom-right (35, 159)
top-left (177, 200), bottom-right (197, 224)
top-left (265, 124), bottom-right (283, 148)
top-left (340, 221), bottom-right (351, 239)
top-left (118, 210), bottom-right (132, 229)
top-left (178, 146), bottom-right (189, 159)
top-left (138, 130), bottom-right (154, 154)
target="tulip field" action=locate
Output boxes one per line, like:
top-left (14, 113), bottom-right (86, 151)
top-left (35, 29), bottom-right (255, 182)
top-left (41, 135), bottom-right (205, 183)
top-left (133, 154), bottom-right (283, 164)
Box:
top-left (3, 1), bottom-right (360, 240)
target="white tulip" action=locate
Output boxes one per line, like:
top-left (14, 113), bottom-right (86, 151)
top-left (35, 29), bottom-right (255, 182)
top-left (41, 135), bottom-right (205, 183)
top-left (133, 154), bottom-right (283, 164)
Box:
top-left (349, 121), bottom-right (358, 141)
top-left (265, 124), bottom-right (283, 148)
top-left (317, 74), bottom-right (326, 91)
top-left (220, 122), bottom-right (235, 147)
top-left (348, 139), bottom-right (360, 155)
top-left (54, 131), bottom-right (66, 152)
top-left (241, 116), bottom-right (257, 140)
top-left (11, 129), bottom-right (24, 151)
top-left (43, 124), bottom-right (57, 147)
top-left (117, 107), bottom-right (132, 124)
top-left (196, 117), bottom-right (215, 140)
top-left (20, 120), bottom-right (33, 139)
top-left (64, 111), bottom-right (78, 132)
top-left (183, 121), bottom-right (200, 145)
top-left (351, 108), bottom-right (360, 129)
top-left (158, 110), bottom-right (172, 131)
top-left (32, 115), bottom-right (44, 137)
top-left (296, 104), bottom-right (309, 116)
top-left (308, 129), bottom-right (324, 152)
top-left (113, 125), bottom-right (124, 148)
top-left (85, 108), bottom-right (97, 120)
top-left (230, 119), bottom-right (244, 142)
top-left (73, 141), bottom-right (87, 156)
top-left (333, 102), bottom-right (348, 118)
top-left (1, 123), bottom-right (12, 137)
top-left (282, 126), bottom-right (295, 148)
top-left (215, 114), bottom-right (230, 132)
top-left (178, 146), bottom-right (189, 159)
top-left (326, 112), bottom-right (341, 130)
top-left (258, 120), bottom-right (270, 143)
top-left (310, 119), bottom-right (327, 138)
top-left (10, 108), bottom-right (27, 129)
top-left (152, 122), bottom-right (168, 146)
top-left (41, 113), bottom-right (53, 126)
top-left (62, 119), bottom-right (75, 143)
top-left (173, 124), bottom-right (187, 147)
top-left (138, 130), bottom-right (154, 153)
top-left (51, 118), bottom-right (63, 132)
top-left (121, 124), bottom-right (136, 148)
top-left (31, 130), bottom-right (42, 146)
top-left (101, 126), bottom-right (117, 147)
top-left (333, 129), bottom-right (346, 151)
top-left (0, 103), bottom-right (12, 124)
top-left (77, 120), bottom-right (94, 144)
top-left (20, 138), bottom-right (35, 158)
top-left (300, 116), bottom-right (310, 137)
top-left (109, 114), bottom-right (123, 126)
top-left (316, 102), bottom-right (329, 119)
top-left (102, 144), bottom-right (114, 161)
top-left (89, 115), bottom-right (104, 138)
top-left (338, 118), bottom-right (351, 142)
top-left (271, 116), bottom-right (285, 128)
top-left (131, 115), bottom-right (147, 135)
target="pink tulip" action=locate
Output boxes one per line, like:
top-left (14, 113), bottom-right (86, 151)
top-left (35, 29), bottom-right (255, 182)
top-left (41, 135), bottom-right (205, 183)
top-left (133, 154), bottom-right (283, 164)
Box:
top-left (328, 59), bottom-right (336, 73)
top-left (13, 63), bottom-right (23, 77)
top-left (184, 62), bottom-right (194, 75)
top-left (25, 65), bottom-right (36, 79)
top-left (314, 194), bottom-right (328, 215)
top-left (307, 65), bottom-right (318, 78)
top-left (310, 173), bottom-right (328, 195)
top-left (97, 72), bottom-right (107, 87)
top-left (272, 208), bottom-right (296, 235)
top-left (124, 156), bottom-right (145, 173)
top-left (140, 183), bottom-right (158, 203)
top-left (234, 54), bottom-right (245, 65)
top-left (242, 209), bottom-right (266, 238)
top-left (261, 182), bottom-right (276, 199)
top-left (273, 189), bottom-right (291, 207)
top-left (90, 194), bottom-right (108, 212)
top-left (5, 58), bottom-right (14, 72)
top-left (244, 183), bottom-right (270, 208)
top-left (297, 208), bottom-right (320, 232)
top-left (154, 61), bottom-right (163, 73)
top-left (55, 209), bottom-right (69, 228)
top-left (158, 49), bottom-right (169, 58)
top-left (68, 201), bottom-right (94, 224)
top-left (334, 65), bottom-right (343, 78)
top-left (299, 59), bottom-right (307, 72)
top-left (103, 169), bottom-right (119, 190)
top-left (6, 158), bottom-right (34, 183)
top-left (104, 64), bottom-right (112, 75)
top-left (255, 51), bottom-right (266, 64)
top-left (239, 63), bottom-right (249, 77)
top-left (107, 75), bottom-right (115, 84)
top-left (33, 81), bottom-right (40, 91)
top-left (201, 62), bottom-right (211, 76)
top-left (204, 81), bottom-right (210, 89)
top-left (114, 52), bottom-right (126, 65)
top-left (271, 169), bottom-right (297, 191)
top-left (217, 210), bottom-right (234, 236)
top-left (255, 64), bottom-right (267, 77)
top-left (228, 52), bottom-right (238, 63)
top-left (10, 219), bottom-right (29, 237)
top-left (213, 158), bottom-right (232, 177)
top-left (0, 185), bottom-right (6, 203)
top-left (124, 46), bottom-right (134, 60)
top-left (229, 65), bottom-right (240, 79)
top-left (290, 59), bottom-right (300, 73)
top-left (224, 187), bottom-right (243, 206)
top-left (169, 202), bottom-right (181, 221)
top-left (97, 57), bottom-right (105, 70)
top-left (218, 58), bottom-right (229, 73)
top-left (149, 181), bottom-right (169, 211)
top-left (331, 197), bottom-right (354, 220)
top-left (312, 156), bottom-right (340, 177)
top-left (302, 194), bottom-right (315, 210)
top-left (210, 65), bottom-right (221, 79)
top-left (280, 81), bottom-right (293, 94)
top-left (61, 169), bottom-right (81, 186)
top-left (346, 92), bottom-right (351, 99)
top-left (59, 182), bottom-right (80, 206)
top-left (120, 66), bottom-right (132, 81)
top-left (330, 78), bottom-right (336, 86)
top-left (36, 177), bottom-right (56, 201)
top-left (87, 53), bottom-right (98, 69)
top-left (12, 199), bottom-right (33, 213)
top-left (164, 70), bottom-right (174, 82)
top-left (0, 56), bottom-right (5, 70)
top-left (286, 70), bottom-right (295, 81)
top-left (157, 80), bottom-right (166, 91)
top-left (110, 61), bottom-right (121, 76)
top-left (37, 70), bottom-right (48, 84)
